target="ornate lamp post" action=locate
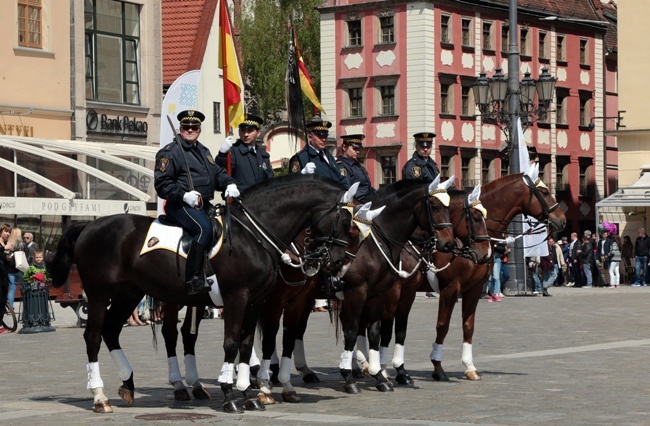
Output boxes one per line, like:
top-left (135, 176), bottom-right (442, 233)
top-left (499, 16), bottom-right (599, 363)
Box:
top-left (472, 0), bottom-right (556, 293)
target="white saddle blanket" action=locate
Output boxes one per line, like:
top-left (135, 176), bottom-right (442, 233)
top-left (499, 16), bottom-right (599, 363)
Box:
top-left (140, 219), bottom-right (223, 259)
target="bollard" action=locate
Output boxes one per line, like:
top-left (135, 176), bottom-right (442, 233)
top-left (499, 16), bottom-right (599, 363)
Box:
top-left (18, 282), bottom-right (55, 334)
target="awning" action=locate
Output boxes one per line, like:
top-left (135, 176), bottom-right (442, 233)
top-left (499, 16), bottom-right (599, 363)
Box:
top-left (596, 168), bottom-right (650, 209)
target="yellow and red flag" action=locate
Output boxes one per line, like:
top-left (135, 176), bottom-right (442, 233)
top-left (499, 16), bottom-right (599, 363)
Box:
top-left (293, 30), bottom-right (325, 114)
top-left (218, 0), bottom-right (244, 129)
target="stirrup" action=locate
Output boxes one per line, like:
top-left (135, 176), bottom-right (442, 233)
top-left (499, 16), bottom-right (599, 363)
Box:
top-left (186, 276), bottom-right (211, 295)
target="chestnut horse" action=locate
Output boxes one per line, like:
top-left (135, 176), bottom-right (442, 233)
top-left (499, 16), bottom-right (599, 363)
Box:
top-left (47, 175), bottom-right (356, 414)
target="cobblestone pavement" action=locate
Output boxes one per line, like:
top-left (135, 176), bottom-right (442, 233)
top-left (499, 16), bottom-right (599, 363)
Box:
top-left (2, 286), bottom-right (650, 425)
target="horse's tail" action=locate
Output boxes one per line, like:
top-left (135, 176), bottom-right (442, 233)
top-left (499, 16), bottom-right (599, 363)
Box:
top-left (47, 221), bottom-right (90, 288)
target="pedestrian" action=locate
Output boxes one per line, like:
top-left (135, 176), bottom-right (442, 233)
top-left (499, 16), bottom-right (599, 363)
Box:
top-left (22, 249), bottom-right (48, 288)
top-left (527, 256), bottom-right (542, 294)
top-left (487, 240), bottom-right (508, 302)
top-left (336, 134), bottom-right (376, 202)
top-left (568, 232), bottom-right (582, 287)
top-left (631, 227), bottom-right (650, 287)
top-left (216, 113), bottom-right (274, 192)
top-left (549, 237), bottom-right (566, 288)
top-left (154, 109), bottom-right (240, 295)
top-left (0, 224), bottom-right (11, 335)
top-left (289, 116), bottom-right (348, 188)
top-left (5, 227), bottom-right (25, 309)
top-left (539, 241), bottom-right (557, 297)
top-left (561, 236), bottom-right (571, 285)
top-left (401, 132), bottom-right (440, 181)
top-left (608, 235), bottom-right (622, 288)
top-left (578, 231), bottom-right (595, 288)
top-left (23, 232), bottom-right (38, 265)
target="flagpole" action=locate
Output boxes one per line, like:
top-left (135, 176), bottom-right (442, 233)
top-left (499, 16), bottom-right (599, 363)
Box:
top-left (220, 0), bottom-right (233, 174)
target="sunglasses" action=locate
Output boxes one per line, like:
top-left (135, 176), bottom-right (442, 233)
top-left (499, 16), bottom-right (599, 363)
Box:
top-left (312, 131), bottom-right (329, 139)
top-left (180, 124), bottom-right (201, 131)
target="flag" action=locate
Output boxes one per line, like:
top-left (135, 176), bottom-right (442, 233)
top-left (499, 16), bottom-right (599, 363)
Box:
top-left (218, 0), bottom-right (244, 129)
top-left (293, 29), bottom-right (325, 114)
top-left (516, 117), bottom-right (530, 174)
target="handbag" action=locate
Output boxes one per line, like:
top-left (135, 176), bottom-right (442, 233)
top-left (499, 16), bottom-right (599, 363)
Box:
top-left (13, 250), bottom-right (29, 273)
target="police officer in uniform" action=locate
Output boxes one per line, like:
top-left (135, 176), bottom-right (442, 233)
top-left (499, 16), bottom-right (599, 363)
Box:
top-left (401, 132), bottom-right (440, 182)
top-left (155, 110), bottom-right (240, 295)
top-left (289, 117), bottom-right (349, 189)
top-left (336, 134), bottom-right (375, 202)
top-left (216, 113), bottom-right (274, 192)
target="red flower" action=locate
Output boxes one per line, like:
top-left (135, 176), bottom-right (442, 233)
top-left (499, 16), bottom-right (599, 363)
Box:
top-left (33, 272), bottom-right (45, 283)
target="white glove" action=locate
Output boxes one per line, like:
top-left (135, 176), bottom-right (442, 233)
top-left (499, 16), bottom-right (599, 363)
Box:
top-left (301, 162), bottom-right (316, 175)
top-left (182, 190), bottom-right (201, 207)
top-left (219, 136), bottom-right (235, 154)
top-left (224, 183), bottom-right (240, 199)
top-left (505, 236), bottom-right (516, 245)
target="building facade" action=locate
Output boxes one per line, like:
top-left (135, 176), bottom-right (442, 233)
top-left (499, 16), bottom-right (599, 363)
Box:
top-left (318, 0), bottom-right (618, 235)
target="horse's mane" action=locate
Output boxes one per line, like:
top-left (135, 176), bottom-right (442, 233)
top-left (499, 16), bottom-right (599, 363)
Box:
top-left (366, 179), bottom-right (427, 203)
top-left (239, 174), bottom-right (344, 200)
top-left (447, 188), bottom-right (468, 197)
top-left (481, 173), bottom-right (522, 194)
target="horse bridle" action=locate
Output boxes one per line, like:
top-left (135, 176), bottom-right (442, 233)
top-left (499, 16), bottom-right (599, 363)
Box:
top-left (523, 174), bottom-right (559, 221)
top-left (453, 194), bottom-right (491, 264)
top-left (421, 190), bottom-right (453, 253)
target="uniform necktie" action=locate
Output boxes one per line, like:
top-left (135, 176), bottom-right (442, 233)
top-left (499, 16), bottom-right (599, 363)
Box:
top-left (319, 150), bottom-right (329, 164)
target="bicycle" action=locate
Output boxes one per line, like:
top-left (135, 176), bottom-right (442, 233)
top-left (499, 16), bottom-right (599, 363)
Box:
top-left (2, 301), bottom-right (18, 333)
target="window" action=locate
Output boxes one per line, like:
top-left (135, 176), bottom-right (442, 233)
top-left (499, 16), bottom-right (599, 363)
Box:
top-left (348, 87), bottom-right (363, 118)
top-left (379, 16), bottom-right (394, 43)
top-left (557, 34), bottom-right (566, 62)
top-left (461, 18), bottom-right (472, 47)
top-left (482, 21), bottom-right (493, 50)
top-left (520, 27), bottom-right (529, 56)
top-left (539, 31), bottom-right (548, 59)
top-left (556, 88), bottom-right (569, 125)
top-left (580, 38), bottom-right (589, 65)
top-left (501, 157), bottom-right (509, 177)
top-left (378, 84), bottom-right (396, 116)
top-left (579, 92), bottom-right (592, 127)
top-left (380, 154), bottom-right (397, 187)
top-left (555, 158), bottom-right (570, 193)
top-left (501, 25), bottom-right (509, 52)
top-left (461, 156), bottom-right (476, 189)
top-left (18, 0), bottom-right (42, 48)
top-left (348, 20), bottom-right (362, 47)
top-left (85, 0), bottom-right (141, 104)
top-left (440, 15), bottom-right (451, 44)
top-left (440, 82), bottom-right (454, 115)
top-left (481, 157), bottom-right (492, 184)
top-left (440, 154), bottom-right (453, 179)
top-left (213, 102), bottom-right (221, 134)
top-left (461, 84), bottom-right (475, 116)
top-left (579, 162), bottom-right (592, 197)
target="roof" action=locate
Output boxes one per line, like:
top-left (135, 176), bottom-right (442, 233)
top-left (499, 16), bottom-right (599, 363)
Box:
top-left (597, 167), bottom-right (650, 208)
top-left (162, 0), bottom-right (218, 87)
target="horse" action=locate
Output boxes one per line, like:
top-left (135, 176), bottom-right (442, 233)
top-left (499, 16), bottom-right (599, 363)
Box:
top-left (255, 182), bottom-right (492, 402)
top-left (357, 166), bottom-right (567, 384)
top-left (47, 175), bottom-right (359, 414)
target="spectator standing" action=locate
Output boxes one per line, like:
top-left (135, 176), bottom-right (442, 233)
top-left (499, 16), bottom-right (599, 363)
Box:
top-left (608, 235), bottom-right (622, 288)
top-left (528, 256), bottom-right (542, 295)
top-left (621, 235), bottom-right (634, 269)
top-left (578, 231), bottom-right (595, 288)
top-left (22, 249), bottom-right (48, 287)
top-left (23, 233), bottom-right (38, 265)
top-left (539, 242), bottom-right (557, 297)
top-left (561, 236), bottom-right (572, 286)
top-left (500, 243), bottom-right (511, 293)
top-left (632, 227), bottom-right (650, 287)
top-left (5, 227), bottom-right (25, 309)
top-left (487, 240), bottom-right (508, 302)
top-left (0, 224), bottom-right (11, 334)
top-left (596, 229), bottom-right (612, 286)
top-left (549, 237), bottom-right (566, 287)
top-left (568, 232), bottom-right (582, 287)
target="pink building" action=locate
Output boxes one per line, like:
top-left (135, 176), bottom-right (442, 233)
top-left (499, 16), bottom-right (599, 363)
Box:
top-left (318, 0), bottom-right (617, 234)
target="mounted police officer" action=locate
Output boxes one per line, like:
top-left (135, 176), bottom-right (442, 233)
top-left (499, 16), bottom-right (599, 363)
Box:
top-left (289, 117), bottom-right (349, 189)
top-left (216, 113), bottom-right (274, 192)
top-left (336, 134), bottom-right (375, 202)
top-left (402, 132), bottom-right (440, 182)
top-left (154, 109), bottom-right (240, 295)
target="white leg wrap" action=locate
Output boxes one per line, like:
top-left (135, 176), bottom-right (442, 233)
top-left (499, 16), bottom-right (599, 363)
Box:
top-left (87, 362), bottom-right (104, 390)
top-left (270, 350), bottom-right (280, 365)
top-left (368, 349), bottom-right (381, 376)
top-left (379, 346), bottom-right (388, 366)
top-left (250, 347), bottom-right (260, 367)
top-left (218, 362), bottom-right (234, 384)
top-left (168, 356), bottom-right (182, 384)
top-left (258, 359), bottom-right (271, 381)
top-left (339, 350), bottom-right (353, 370)
top-left (462, 342), bottom-right (477, 373)
top-left (431, 343), bottom-right (443, 362)
top-left (91, 386), bottom-right (108, 403)
top-left (110, 349), bottom-right (133, 381)
top-left (279, 356), bottom-right (293, 384)
top-left (294, 339), bottom-right (307, 369)
top-left (236, 363), bottom-right (250, 391)
top-left (392, 344), bottom-right (405, 368)
top-left (207, 275), bottom-right (223, 307)
top-left (184, 354), bottom-right (199, 386)
top-left (426, 270), bottom-right (440, 293)
top-left (355, 336), bottom-right (368, 362)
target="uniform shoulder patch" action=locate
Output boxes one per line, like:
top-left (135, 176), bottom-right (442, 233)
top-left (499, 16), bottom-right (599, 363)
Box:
top-left (339, 167), bottom-right (347, 176)
top-left (158, 158), bottom-right (169, 172)
top-left (206, 155), bottom-right (215, 164)
top-left (291, 161), bottom-right (301, 174)
top-left (412, 166), bottom-right (421, 178)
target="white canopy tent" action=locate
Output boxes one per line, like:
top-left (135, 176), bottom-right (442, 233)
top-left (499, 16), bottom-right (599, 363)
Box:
top-left (596, 166), bottom-right (650, 236)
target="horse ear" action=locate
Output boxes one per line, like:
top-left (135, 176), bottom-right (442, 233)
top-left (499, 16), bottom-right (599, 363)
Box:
top-left (440, 175), bottom-right (455, 190)
top-left (530, 162), bottom-right (540, 181)
top-left (342, 182), bottom-right (360, 204)
top-left (354, 202), bottom-right (372, 217)
top-left (469, 184), bottom-right (481, 202)
top-left (366, 205), bottom-right (386, 221)
top-left (428, 174), bottom-right (442, 193)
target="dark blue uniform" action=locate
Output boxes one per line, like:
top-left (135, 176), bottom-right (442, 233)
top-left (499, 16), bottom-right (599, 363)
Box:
top-left (401, 152), bottom-right (440, 182)
top-left (336, 156), bottom-right (375, 201)
top-left (216, 139), bottom-right (273, 192)
top-left (289, 144), bottom-right (349, 188)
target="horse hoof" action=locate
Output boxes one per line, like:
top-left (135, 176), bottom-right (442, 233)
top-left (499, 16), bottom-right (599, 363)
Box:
top-left (192, 385), bottom-right (211, 400)
top-left (375, 381), bottom-right (394, 392)
top-left (396, 373), bottom-right (414, 385)
top-left (282, 391), bottom-right (301, 403)
top-left (174, 389), bottom-right (191, 401)
top-left (362, 367), bottom-right (371, 378)
top-left (244, 398), bottom-right (266, 411)
top-left (118, 386), bottom-right (134, 405)
top-left (432, 371), bottom-right (450, 382)
top-left (222, 400), bottom-right (244, 413)
top-left (302, 372), bottom-right (320, 384)
top-left (257, 393), bottom-right (276, 405)
top-left (93, 400), bottom-right (113, 413)
top-left (465, 371), bottom-right (482, 381)
top-left (343, 383), bottom-right (361, 394)
top-left (352, 368), bottom-right (364, 379)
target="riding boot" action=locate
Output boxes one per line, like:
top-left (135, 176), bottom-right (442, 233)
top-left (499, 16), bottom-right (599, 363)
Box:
top-left (185, 241), bottom-right (211, 295)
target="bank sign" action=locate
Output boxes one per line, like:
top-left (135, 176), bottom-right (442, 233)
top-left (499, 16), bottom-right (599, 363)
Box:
top-left (86, 108), bottom-right (148, 138)
top-left (0, 197), bottom-right (147, 217)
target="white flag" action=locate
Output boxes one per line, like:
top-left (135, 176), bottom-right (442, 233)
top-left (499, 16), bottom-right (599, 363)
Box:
top-left (517, 117), bottom-right (530, 174)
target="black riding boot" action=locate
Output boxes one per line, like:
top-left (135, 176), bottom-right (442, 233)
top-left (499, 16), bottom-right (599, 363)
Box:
top-left (185, 241), bottom-right (211, 295)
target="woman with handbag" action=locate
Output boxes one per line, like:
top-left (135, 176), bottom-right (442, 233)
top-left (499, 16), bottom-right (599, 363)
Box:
top-left (0, 224), bottom-right (12, 334)
top-left (5, 227), bottom-right (27, 309)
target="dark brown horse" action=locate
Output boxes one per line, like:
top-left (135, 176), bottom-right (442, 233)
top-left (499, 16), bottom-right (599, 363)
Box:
top-left (357, 168), bottom-right (566, 384)
top-left (47, 175), bottom-right (357, 414)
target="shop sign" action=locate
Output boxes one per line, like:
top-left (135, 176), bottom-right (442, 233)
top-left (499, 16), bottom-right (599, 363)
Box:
top-left (0, 124), bottom-right (34, 137)
top-left (86, 109), bottom-right (148, 137)
top-left (0, 197), bottom-right (147, 217)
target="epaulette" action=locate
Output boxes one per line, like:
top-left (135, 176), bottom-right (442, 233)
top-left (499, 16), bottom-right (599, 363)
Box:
top-left (162, 142), bottom-right (175, 151)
